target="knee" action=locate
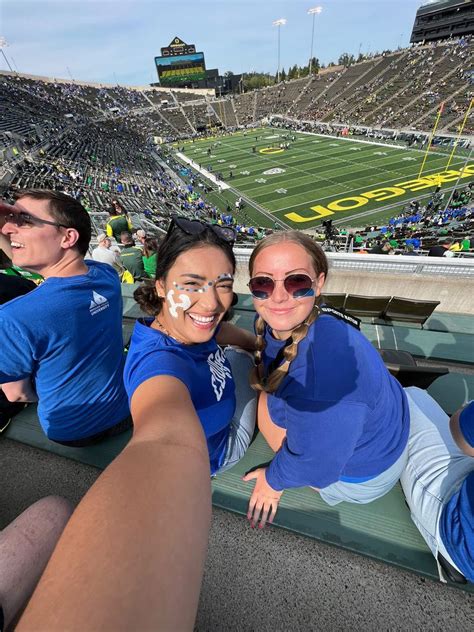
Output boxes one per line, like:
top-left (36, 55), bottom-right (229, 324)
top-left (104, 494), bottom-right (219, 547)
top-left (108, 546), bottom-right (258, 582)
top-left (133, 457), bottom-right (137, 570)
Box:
top-left (29, 496), bottom-right (74, 532)
top-left (224, 346), bottom-right (254, 371)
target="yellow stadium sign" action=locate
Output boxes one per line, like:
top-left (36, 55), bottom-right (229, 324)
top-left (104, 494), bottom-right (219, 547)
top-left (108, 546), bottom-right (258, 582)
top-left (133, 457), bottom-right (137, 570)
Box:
top-left (285, 164), bottom-right (474, 223)
top-left (259, 147), bottom-right (284, 155)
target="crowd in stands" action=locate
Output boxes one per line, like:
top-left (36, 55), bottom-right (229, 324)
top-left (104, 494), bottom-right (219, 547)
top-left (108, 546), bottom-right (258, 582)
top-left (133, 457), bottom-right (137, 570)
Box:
top-left (316, 185), bottom-right (473, 257)
top-left (0, 49), bottom-right (472, 261)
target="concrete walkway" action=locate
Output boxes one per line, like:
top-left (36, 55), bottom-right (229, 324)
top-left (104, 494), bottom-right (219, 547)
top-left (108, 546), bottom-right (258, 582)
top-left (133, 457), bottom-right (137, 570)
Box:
top-left (1, 439), bottom-right (472, 630)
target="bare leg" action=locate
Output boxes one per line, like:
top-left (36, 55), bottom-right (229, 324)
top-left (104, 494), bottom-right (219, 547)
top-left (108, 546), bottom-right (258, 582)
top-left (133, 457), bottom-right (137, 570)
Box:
top-left (257, 391), bottom-right (287, 452)
top-left (0, 496), bottom-right (72, 629)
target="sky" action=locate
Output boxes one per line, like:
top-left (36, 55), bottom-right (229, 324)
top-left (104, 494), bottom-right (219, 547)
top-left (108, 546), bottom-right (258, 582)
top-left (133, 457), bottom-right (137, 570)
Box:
top-left (1, 0), bottom-right (430, 86)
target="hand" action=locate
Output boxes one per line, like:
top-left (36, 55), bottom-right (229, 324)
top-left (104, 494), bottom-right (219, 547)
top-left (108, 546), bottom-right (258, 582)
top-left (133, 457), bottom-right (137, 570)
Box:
top-left (242, 468), bottom-right (283, 529)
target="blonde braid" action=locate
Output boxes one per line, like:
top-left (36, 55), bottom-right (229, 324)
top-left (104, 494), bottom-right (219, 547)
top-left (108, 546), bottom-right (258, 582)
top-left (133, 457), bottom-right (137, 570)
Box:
top-left (251, 303), bottom-right (321, 394)
top-left (249, 315), bottom-right (267, 392)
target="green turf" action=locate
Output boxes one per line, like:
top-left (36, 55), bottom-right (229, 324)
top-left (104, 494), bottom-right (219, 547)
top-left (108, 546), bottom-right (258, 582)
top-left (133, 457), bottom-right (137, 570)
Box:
top-left (173, 128), bottom-right (473, 230)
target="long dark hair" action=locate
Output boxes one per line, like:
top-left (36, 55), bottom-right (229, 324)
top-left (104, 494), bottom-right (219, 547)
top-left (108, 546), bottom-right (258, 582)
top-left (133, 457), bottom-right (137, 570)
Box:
top-left (134, 223), bottom-right (236, 316)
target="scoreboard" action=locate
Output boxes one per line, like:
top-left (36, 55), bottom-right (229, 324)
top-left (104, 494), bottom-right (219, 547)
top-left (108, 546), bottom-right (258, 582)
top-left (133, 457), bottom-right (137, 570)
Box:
top-left (155, 52), bottom-right (206, 86)
top-left (155, 37), bottom-right (207, 86)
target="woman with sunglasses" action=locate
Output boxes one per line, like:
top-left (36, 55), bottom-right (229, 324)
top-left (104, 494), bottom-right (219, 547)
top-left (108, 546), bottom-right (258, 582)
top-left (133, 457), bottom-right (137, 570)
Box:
top-left (124, 217), bottom-right (257, 477)
top-left (243, 232), bottom-right (410, 528)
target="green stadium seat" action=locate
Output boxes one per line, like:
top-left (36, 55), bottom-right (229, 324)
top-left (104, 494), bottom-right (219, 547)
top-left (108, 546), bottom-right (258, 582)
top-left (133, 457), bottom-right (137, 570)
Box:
top-left (378, 349), bottom-right (449, 389)
top-left (344, 294), bottom-right (392, 322)
top-left (383, 297), bottom-right (440, 328)
top-left (320, 293), bottom-right (346, 309)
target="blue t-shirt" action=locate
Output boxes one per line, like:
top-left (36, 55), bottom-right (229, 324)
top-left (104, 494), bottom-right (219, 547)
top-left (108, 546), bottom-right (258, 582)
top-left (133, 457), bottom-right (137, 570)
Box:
top-left (123, 319), bottom-right (235, 474)
top-left (439, 402), bottom-right (474, 582)
top-left (0, 260), bottom-right (129, 441)
top-left (262, 314), bottom-right (410, 491)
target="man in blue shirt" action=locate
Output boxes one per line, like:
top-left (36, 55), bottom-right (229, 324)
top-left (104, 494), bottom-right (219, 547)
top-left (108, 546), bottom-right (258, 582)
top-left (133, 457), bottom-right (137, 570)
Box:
top-left (0, 190), bottom-right (129, 444)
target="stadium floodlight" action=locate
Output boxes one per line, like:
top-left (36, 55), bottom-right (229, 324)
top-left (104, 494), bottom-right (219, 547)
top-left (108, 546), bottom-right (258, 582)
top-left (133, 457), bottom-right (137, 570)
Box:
top-left (272, 18), bottom-right (287, 84)
top-left (0, 37), bottom-right (14, 72)
top-left (307, 6), bottom-right (323, 75)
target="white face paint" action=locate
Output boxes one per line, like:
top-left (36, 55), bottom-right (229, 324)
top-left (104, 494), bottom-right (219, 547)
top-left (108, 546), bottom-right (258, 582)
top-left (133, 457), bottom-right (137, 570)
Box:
top-left (166, 288), bottom-right (192, 319)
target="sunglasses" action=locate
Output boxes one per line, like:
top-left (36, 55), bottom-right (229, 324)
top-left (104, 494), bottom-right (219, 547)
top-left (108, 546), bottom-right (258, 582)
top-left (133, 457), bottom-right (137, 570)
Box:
top-left (3, 211), bottom-right (69, 230)
top-left (248, 274), bottom-right (316, 300)
top-left (168, 216), bottom-right (236, 244)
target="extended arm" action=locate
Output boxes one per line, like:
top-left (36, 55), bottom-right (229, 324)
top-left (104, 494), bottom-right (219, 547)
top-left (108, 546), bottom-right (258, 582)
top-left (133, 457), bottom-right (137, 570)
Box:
top-left (18, 376), bottom-right (212, 632)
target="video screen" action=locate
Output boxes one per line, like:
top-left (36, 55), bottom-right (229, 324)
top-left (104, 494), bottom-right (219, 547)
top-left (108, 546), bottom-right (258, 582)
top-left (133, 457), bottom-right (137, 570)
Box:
top-left (155, 52), bottom-right (206, 85)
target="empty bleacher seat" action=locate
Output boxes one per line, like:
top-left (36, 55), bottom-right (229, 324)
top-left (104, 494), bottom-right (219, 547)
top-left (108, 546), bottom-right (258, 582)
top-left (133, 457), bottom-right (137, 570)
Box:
top-left (378, 349), bottom-right (448, 389)
top-left (383, 297), bottom-right (440, 328)
top-left (321, 293), bottom-right (346, 309)
top-left (344, 294), bottom-right (391, 321)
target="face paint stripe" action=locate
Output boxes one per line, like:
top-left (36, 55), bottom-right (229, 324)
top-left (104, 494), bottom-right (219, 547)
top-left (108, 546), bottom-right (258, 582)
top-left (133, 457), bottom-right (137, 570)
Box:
top-left (173, 274), bottom-right (234, 293)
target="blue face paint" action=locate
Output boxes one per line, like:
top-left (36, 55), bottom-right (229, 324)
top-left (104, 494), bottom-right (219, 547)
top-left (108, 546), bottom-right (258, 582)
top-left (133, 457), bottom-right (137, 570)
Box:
top-left (294, 288), bottom-right (315, 298)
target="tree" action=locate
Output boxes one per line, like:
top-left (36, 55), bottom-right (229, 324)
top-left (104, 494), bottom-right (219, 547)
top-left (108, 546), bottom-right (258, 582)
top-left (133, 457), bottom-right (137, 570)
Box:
top-left (309, 57), bottom-right (320, 74)
top-left (280, 67), bottom-right (286, 81)
top-left (288, 64), bottom-right (298, 80)
top-left (338, 52), bottom-right (355, 67)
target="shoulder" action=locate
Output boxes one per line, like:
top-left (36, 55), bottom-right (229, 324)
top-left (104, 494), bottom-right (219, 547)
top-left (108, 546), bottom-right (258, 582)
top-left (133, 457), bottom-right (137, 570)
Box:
top-left (0, 280), bottom-right (44, 316)
top-left (304, 313), bottom-right (381, 380)
top-left (459, 402), bottom-right (474, 449)
top-left (86, 259), bottom-right (120, 286)
top-left (126, 322), bottom-right (194, 374)
top-left (124, 324), bottom-right (199, 395)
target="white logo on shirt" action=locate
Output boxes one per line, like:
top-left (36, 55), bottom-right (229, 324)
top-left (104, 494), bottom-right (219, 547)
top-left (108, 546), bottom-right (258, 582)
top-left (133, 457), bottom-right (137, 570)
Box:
top-left (207, 347), bottom-right (232, 402)
top-left (89, 291), bottom-right (109, 316)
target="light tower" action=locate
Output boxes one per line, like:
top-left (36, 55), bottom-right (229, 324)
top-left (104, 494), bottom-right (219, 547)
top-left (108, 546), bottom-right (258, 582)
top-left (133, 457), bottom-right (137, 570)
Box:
top-left (308, 6), bottom-right (323, 75)
top-left (0, 37), bottom-right (14, 72)
top-left (272, 18), bottom-right (287, 84)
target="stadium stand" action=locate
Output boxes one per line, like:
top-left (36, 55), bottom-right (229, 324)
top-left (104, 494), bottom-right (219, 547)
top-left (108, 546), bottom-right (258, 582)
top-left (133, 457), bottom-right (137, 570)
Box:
top-left (0, 33), bottom-right (472, 258)
top-left (210, 98), bottom-right (238, 128)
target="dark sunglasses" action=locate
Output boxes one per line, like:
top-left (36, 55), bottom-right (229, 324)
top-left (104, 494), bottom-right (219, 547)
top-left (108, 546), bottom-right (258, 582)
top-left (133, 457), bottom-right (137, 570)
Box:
top-left (168, 216), bottom-right (236, 244)
top-left (248, 274), bottom-right (316, 300)
top-left (4, 211), bottom-right (69, 229)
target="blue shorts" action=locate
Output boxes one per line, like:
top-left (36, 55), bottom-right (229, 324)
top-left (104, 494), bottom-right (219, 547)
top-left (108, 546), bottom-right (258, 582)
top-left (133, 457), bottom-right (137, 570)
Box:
top-left (319, 440), bottom-right (409, 506)
top-left (217, 347), bottom-right (257, 474)
top-left (400, 387), bottom-right (474, 580)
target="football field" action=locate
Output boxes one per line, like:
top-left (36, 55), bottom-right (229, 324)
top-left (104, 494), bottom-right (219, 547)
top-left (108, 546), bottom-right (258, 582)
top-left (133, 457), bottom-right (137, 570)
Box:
top-left (174, 128), bottom-right (473, 230)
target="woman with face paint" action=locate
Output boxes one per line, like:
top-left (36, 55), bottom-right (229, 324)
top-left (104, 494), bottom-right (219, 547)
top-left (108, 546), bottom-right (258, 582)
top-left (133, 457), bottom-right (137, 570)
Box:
top-left (242, 232), bottom-right (410, 529)
top-left (124, 217), bottom-right (257, 477)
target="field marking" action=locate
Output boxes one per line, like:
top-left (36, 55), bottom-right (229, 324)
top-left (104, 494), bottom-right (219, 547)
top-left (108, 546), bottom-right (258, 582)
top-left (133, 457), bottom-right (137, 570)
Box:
top-left (294, 129), bottom-right (414, 151)
top-left (246, 152), bottom-right (454, 200)
top-left (176, 130), bottom-right (471, 221)
top-left (245, 150), bottom-right (460, 209)
top-left (267, 159), bottom-right (469, 213)
top-left (204, 137), bottom-right (417, 187)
